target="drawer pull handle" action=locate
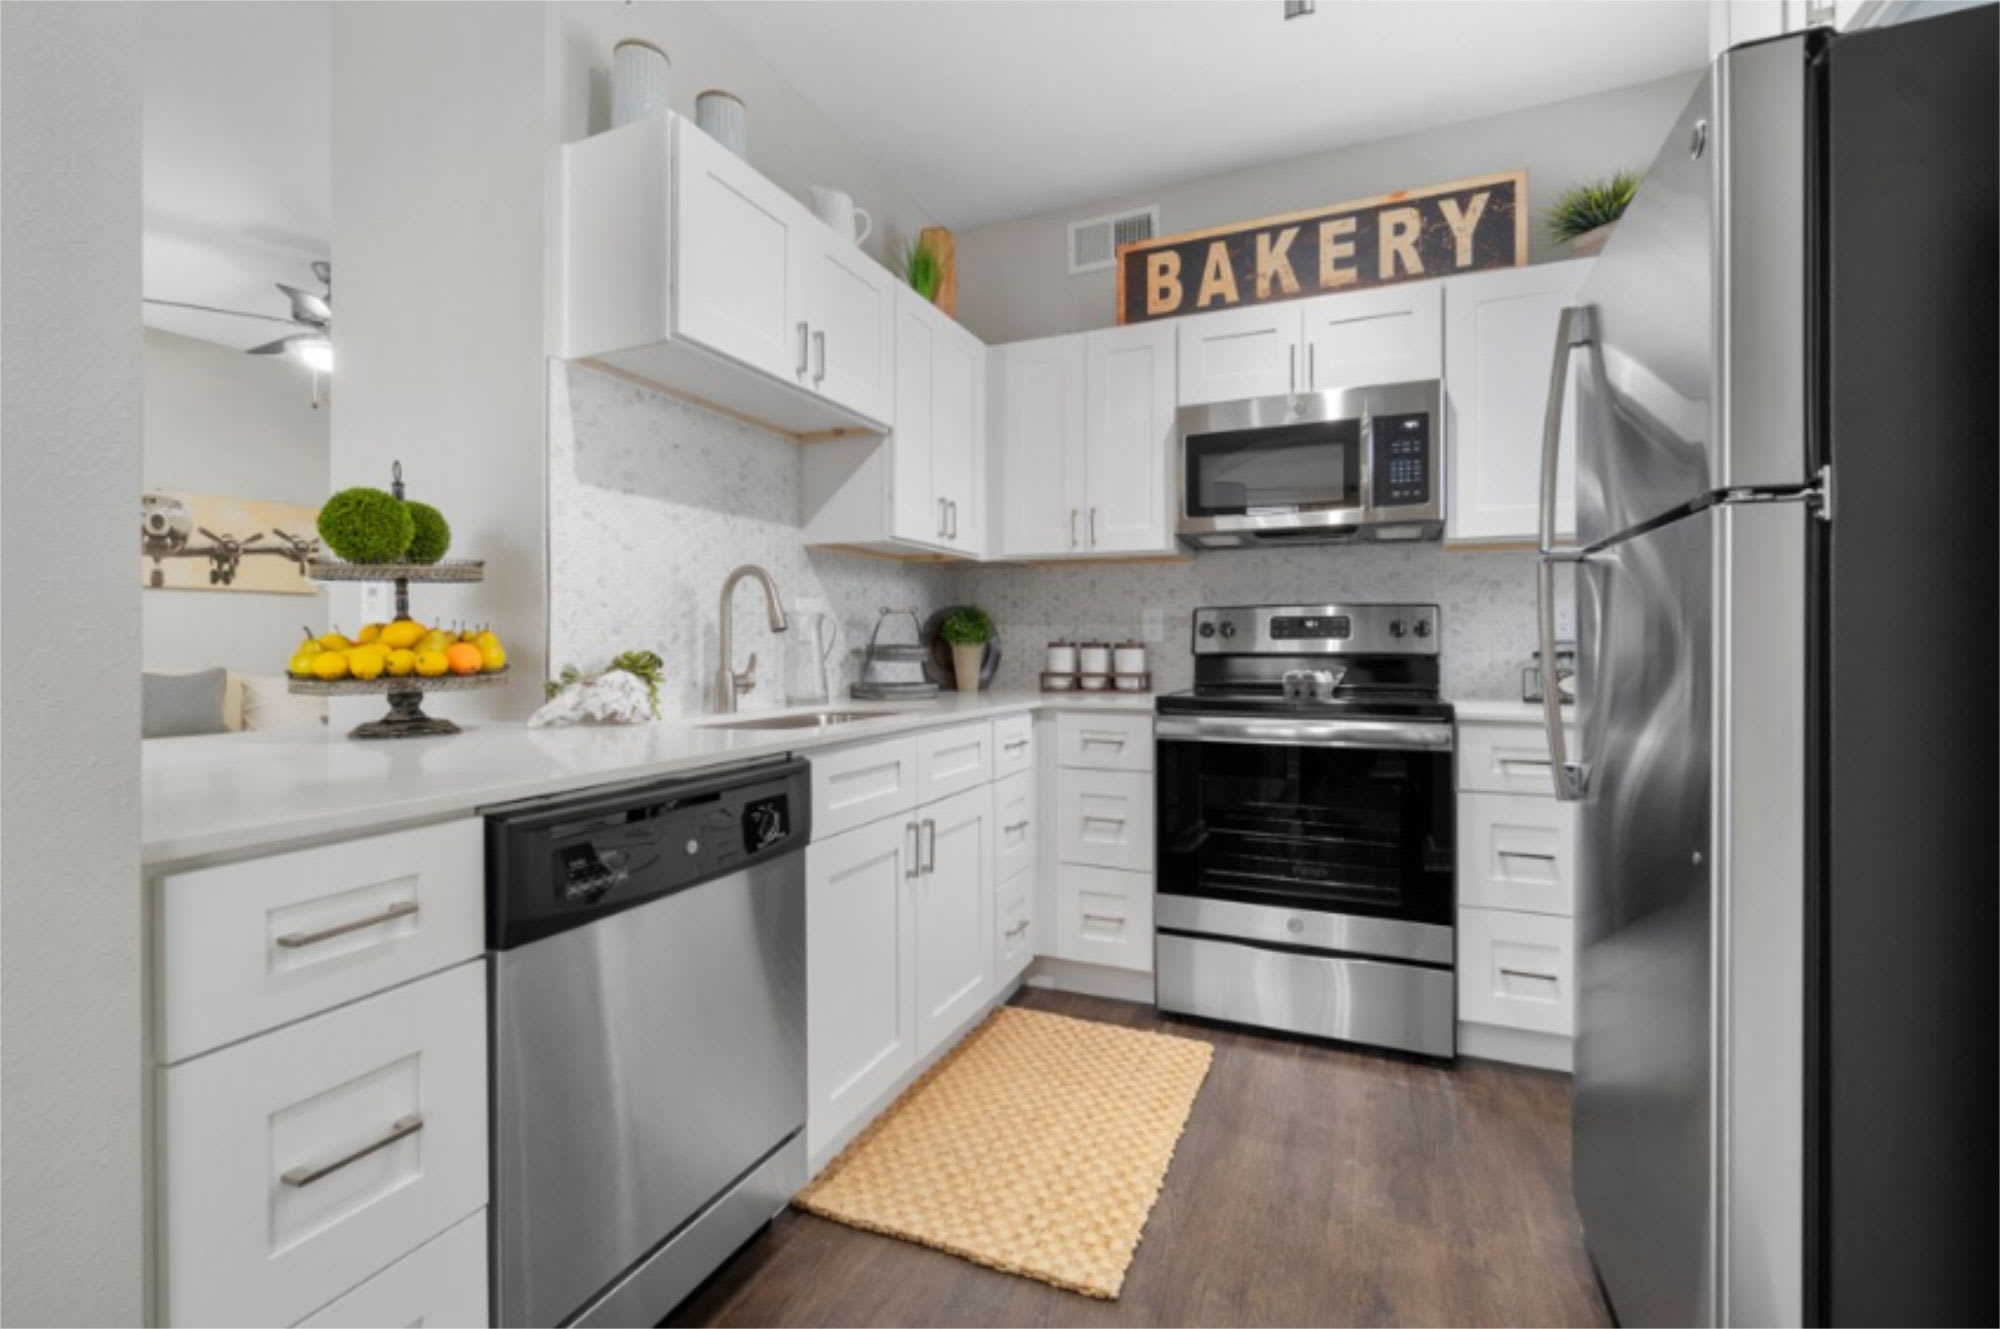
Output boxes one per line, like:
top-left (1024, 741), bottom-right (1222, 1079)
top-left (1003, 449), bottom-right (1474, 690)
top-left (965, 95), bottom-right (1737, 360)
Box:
top-left (1081, 734), bottom-right (1126, 747)
top-left (275, 899), bottom-right (419, 949)
top-left (281, 1113), bottom-right (424, 1188)
top-left (1005, 820), bottom-right (1030, 834)
top-left (1006, 920), bottom-right (1031, 939)
top-left (1003, 739), bottom-right (1030, 752)
top-left (1082, 912), bottom-right (1126, 925)
top-left (1499, 758), bottom-right (1552, 772)
top-left (1499, 851), bottom-right (1559, 863)
top-left (1082, 814), bottom-right (1126, 826)
top-left (1498, 966), bottom-right (1558, 983)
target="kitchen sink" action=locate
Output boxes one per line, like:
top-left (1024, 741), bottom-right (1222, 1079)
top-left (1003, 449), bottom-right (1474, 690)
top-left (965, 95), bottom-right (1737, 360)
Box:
top-left (706, 710), bottom-right (882, 731)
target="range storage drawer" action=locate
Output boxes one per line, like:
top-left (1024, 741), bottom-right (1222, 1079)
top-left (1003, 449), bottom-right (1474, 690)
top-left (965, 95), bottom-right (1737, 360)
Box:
top-left (1456, 791), bottom-right (1577, 917)
top-left (992, 769), bottom-right (1035, 887)
top-left (809, 736), bottom-right (919, 839)
top-left (993, 711), bottom-right (1035, 778)
top-left (914, 720), bottom-right (995, 802)
top-left (1054, 711), bottom-right (1153, 772)
top-left (1055, 864), bottom-right (1154, 973)
top-left (294, 1207), bottom-right (488, 1329)
top-left (1456, 717), bottom-right (1577, 797)
top-left (1055, 768), bottom-right (1155, 873)
top-left (160, 962), bottom-right (488, 1328)
top-left (156, 818), bottom-right (483, 1064)
top-left (1457, 906), bottom-right (1575, 1036)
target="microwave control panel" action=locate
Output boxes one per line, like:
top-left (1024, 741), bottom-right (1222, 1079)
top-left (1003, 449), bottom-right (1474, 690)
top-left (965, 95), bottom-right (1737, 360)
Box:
top-left (1371, 413), bottom-right (1433, 508)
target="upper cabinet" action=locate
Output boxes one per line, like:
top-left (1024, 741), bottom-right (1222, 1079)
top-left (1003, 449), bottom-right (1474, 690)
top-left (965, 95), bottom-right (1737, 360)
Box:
top-left (562, 114), bottom-right (894, 438)
top-left (1442, 259), bottom-right (1590, 543)
top-left (1177, 284), bottom-right (1443, 406)
top-left (803, 284), bottom-right (983, 558)
top-left (994, 322), bottom-right (1175, 559)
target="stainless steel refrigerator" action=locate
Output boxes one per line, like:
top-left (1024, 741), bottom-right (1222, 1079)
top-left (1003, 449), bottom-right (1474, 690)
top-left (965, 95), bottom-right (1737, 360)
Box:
top-left (1532, 12), bottom-right (1997, 1326)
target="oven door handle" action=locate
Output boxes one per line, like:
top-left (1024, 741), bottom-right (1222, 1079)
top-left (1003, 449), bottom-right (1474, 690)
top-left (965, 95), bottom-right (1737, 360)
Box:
top-left (1154, 714), bottom-right (1454, 752)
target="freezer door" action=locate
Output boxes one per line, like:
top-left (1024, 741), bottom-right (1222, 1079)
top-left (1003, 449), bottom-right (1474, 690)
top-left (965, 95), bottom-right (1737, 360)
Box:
top-left (1572, 508), bottom-right (1717, 1328)
top-left (1574, 39), bottom-right (1809, 547)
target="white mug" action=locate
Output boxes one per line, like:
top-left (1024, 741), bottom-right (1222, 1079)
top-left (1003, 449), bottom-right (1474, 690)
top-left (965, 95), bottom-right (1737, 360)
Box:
top-left (808, 186), bottom-right (872, 246)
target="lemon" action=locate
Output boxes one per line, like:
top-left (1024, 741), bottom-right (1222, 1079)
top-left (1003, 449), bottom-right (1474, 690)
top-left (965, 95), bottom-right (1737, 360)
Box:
top-left (479, 640), bottom-right (508, 673)
top-left (310, 651), bottom-right (351, 681)
top-left (347, 645), bottom-right (387, 680)
top-left (414, 650), bottom-right (450, 678)
top-left (385, 648), bottom-right (418, 677)
top-left (318, 630), bottom-right (354, 652)
top-left (380, 620), bottom-right (425, 650)
top-left (356, 622), bottom-right (384, 645)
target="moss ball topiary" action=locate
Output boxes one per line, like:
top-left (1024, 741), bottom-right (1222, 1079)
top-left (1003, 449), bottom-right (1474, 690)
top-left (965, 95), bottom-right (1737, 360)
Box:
top-left (403, 501), bottom-right (451, 564)
top-left (317, 487), bottom-right (415, 565)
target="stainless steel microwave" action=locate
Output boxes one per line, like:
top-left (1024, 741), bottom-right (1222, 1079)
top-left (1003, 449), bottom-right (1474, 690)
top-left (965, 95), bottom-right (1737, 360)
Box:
top-left (1176, 379), bottom-right (1444, 548)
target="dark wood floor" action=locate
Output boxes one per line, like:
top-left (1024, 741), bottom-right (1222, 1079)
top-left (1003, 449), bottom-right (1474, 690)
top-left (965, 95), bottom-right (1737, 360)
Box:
top-left (670, 989), bottom-right (1611, 1328)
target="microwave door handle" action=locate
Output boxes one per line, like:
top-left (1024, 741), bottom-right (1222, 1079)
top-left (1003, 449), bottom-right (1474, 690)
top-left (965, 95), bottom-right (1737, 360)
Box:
top-left (1538, 304), bottom-right (1592, 802)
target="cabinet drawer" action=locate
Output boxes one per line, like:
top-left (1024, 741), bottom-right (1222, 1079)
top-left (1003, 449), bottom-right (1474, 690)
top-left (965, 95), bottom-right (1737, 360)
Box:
top-left (1056, 768), bottom-right (1154, 872)
top-left (295, 1208), bottom-right (487, 1329)
top-left (992, 770), bottom-right (1036, 887)
top-left (161, 963), bottom-right (488, 1328)
top-left (993, 711), bottom-right (1035, 778)
top-left (996, 869), bottom-right (1036, 987)
top-left (1457, 792), bottom-right (1577, 917)
top-left (1055, 711), bottom-right (1153, 771)
top-left (1457, 719), bottom-right (1576, 797)
top-left (1056, 865), bottom-right (1154, 973)
top-left (157, 819), bottom-right (482, 1064)
top-left (915, 720), bottom-right (994, 803)
top-left (1457, 907), bottom-right (1574, 1036)
top-left (811, 736), bottom-right (919, 839)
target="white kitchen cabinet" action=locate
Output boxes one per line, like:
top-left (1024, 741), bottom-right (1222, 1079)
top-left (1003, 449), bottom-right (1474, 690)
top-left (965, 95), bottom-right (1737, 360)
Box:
top-left (914, 784), bottom-right (994, 1050)
top-left (159, 962), bottom-right (487, 1329)
top-left (914, 720), bottom-right (994, 803)
top-left (1176, 283), bottom-right (1441, 406)
top-left (996, 866), bottom-right (1037, 987)
top-left (1458, 712), bottom-right (1577, 797)
top-left (295, 1209), bottom-right (488, 1329)
top-left (1055, 863), bottom-right (1155, 973)
top-left (1457, 790), bottom-right (1578, 917)
top-left (809, 735), bottom-right (919, 838)
top-left (806, 814), bottom-right (919, 1161)
top-left (992, 769), bottom-right (1036, 887)
top-left (1443, 259), bottom-right (1590, 543)
top-left (1054, 710), bottom-right (1154, 772)
top-left (993, 334), bottom-right (1088, 555)
top-left (800, 228), bottom-right (898, 426)
top-left (1055, 768), bottom-right (1155, 873)
top-left (1458, 906), bottom-right (1575, 1037)
top-left (994, 323), bottom-right (1176, 558)
top-left (992, 711), bottom-right (1035, 778)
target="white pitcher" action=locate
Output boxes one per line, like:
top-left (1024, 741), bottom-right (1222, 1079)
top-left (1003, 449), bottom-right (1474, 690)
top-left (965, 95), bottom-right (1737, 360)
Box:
top-left (808, 186), bottom-right (872, 246)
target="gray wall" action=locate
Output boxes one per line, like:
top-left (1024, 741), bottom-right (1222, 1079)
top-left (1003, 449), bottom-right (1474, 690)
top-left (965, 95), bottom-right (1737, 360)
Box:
top-left (1, 3), bottom-right (148, 1323)
top-left (953, 71), bottom-right (1701, 344)
top-left (142, 329), bottom-right (331, 676)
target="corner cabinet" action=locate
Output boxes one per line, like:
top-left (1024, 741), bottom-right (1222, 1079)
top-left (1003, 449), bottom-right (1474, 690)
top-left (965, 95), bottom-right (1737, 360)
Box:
top-left (993, 321), bottom-right (1176, 559)
top-left (562, 113), bottom-right (895, 438)
top-left (1442, 259), bottom-right (1591, 543)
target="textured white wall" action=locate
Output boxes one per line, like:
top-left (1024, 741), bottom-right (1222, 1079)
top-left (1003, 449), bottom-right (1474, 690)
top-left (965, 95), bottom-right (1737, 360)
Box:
top-left (953, 72), bottom-right (1701, 344)
top-left (142, 329), bottom-right (331, 675)
top-left (0, 4), bottom-right (148, 1324)
top-left (548, 364), bottom-right (956, 714)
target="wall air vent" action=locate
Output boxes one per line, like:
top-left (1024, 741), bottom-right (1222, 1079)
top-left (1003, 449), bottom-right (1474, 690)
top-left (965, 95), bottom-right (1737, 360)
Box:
top-left (1067, 206), bottom-right (1161, 275)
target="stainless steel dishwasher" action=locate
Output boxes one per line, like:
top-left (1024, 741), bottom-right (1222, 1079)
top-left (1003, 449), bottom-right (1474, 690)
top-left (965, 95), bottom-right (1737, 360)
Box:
top-left (485, 757), bottom-right (809, 1328)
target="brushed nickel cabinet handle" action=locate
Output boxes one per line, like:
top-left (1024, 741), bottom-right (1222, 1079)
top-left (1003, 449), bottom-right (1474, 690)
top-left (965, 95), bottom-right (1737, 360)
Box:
top-left (275, 899), bottom-right (419, 950)
top-left (947, 500), bottom-right (958, 539)
top-left (1081, 813), bottom-right (1127, 826)
top-left (938, 497), bottom-right (947, 538)
top-left (1082, 912), bottom-right (1126, 926)
top-left (281, 1114), bottom-right (424, 1188)
top-left (1005, 820), bottom-right (1030, 834)
top-left (813, 329), bottom-right (827, 385)
top-left (1006, 920), bottom-right (1030, 939)
top-left (1307, 341), bottom-right (1316, 388)
top-left (922, 818), bottom-right (937, 874)
top-left (1003, 738), bottom-right (1029, 751)
top-left (1499, 967), bottom-right (1559, 983)
top-left (906, 821), bottom-right (921, 879)
top-left (1069, 508), bottom-right (1079, 548)
top-left (1288, 344), bottom-right (1298, 394)
top-left (796, 321), bottom-right (810, 378)
top-left (1089, 507), bottom-right (1099, 546)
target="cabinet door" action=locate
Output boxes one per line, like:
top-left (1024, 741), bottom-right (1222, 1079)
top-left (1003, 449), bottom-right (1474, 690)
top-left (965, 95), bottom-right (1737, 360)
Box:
top-left (1083, 321), bottom-right (1176, 553)
top-left (1055, 768), bottom-right (1156, 873)
top-left (890, 293), bottom-right (942, 547)
top-left (807, 816), bottom-right (918, 1161)
top-left (1457, 790), bottom-right (1578, 917)
top-left (1458, 906), bottom-right (1575, 1036)
top-left (932, 316), bottom-right (984, 554)
top-left (995, 335), bottom-right (1088, 556)
top-left (803, 230), bottom-right (896, 424)
top-left (992, 768), bottom-right (1036, 887)
top-left (1175, 303), bottom-right (1303, 405)
top-left (996, 866), bottom-right (1037, 988)
top-left (1443, 259), bottom-right (1588, 542)
top-left (1300, 281), bottom-right (1443, 391)
top-left (673, 119), bottom-right (808, 383)
top-left (914, 785), bottom-right (993, 1052)
top-left (1055, 864), bottom-right (1154, 973)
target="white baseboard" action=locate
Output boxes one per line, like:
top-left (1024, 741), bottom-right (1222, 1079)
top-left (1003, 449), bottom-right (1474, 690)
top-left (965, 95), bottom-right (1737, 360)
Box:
top-left (1021, 956), bottom-right (1157, 1005)
top-left (1457, 1021), bottom-right (1573, 1072)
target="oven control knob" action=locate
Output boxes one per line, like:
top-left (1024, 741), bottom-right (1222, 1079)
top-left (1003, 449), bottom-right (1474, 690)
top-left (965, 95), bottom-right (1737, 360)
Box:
top-left (1389, 619), bottom-right (1407, 638)
top-left (1198, 622), bottom-right (1216, 638)
top-left (1413, 619), bottom-right (1433, 639)
top-left (1218, 621), bottom-right (1237, 639)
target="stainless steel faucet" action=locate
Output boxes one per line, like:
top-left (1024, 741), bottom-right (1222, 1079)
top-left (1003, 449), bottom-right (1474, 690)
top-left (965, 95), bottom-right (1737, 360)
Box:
top-left (713, 564), bottom-right (788, 712)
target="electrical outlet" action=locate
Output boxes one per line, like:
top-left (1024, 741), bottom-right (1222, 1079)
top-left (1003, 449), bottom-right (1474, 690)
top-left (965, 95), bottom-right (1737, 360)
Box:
top-left (360, 583), bottom-right (394, 624)
top-left (1141, 608), bottom-right (1166, 643)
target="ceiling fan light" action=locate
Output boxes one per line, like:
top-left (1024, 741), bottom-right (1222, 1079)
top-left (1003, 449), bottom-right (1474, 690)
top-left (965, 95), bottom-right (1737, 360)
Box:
top-left (294, 338), bottom-right (334, 373)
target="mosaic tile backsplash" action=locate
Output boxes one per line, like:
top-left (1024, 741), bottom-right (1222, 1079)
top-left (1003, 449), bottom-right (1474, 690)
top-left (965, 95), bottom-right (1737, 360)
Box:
top-left (549, 362), bottom-right (1566, 714)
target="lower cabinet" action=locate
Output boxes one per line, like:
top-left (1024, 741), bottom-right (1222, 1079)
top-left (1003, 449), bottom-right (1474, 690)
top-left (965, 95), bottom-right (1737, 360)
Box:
top-left (1054, 863), bottom-right (1155, 972)
top-left (996, 866), bottom-right (1037, 987)
top-left (295, 1209), bottom-right (488, 1329)
top-left (1458, 907), bottom-right (1575, 1037)
top-left (913, 784), bottom-right (994, 1051)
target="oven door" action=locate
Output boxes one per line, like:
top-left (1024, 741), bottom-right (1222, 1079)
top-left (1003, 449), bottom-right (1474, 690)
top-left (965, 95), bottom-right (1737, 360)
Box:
top-left (1154, 714), bottom-right (1454, 964)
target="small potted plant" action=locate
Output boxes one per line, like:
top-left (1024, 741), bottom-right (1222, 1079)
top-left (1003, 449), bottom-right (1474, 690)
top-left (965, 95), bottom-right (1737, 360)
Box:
top-left (941, 605), bottom-right (994, 695)
top-left (1547, 170), bottom-right (1642, 257)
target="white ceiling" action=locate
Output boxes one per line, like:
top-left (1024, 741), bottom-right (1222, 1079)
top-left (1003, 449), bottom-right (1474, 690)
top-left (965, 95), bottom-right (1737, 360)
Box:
top-left (710, 0), bottom-right (1710, 230)
top-left (143, 1), bottom-right (331, 350)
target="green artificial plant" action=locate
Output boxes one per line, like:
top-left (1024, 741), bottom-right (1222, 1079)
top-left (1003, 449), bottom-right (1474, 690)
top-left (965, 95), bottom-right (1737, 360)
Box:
top-left (316, 487), bottom-right (416, 564)
top-left (1545, 171), bottom-right (1643, 244)
top-left (941, 605), bottom-right (995, 647)
top-left (903, 235), bottom-right (941, 302)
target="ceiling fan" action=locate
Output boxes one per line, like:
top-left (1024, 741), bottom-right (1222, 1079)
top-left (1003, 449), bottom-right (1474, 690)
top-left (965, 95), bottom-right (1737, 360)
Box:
top-left (145, 259), bottom-right (334, 372)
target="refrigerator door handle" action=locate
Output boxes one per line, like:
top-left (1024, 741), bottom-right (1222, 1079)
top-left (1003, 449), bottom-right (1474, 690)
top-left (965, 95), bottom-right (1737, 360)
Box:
top-left (1538, 304), bottom-right (1593, 801)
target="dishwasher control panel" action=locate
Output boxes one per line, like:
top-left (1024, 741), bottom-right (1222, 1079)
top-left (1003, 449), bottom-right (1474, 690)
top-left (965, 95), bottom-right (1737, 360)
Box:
top-left (486, 758), bottom-right (810, 950)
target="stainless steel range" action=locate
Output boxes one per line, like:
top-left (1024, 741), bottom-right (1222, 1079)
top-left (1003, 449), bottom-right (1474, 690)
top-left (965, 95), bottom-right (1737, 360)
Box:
top-left (1153, 603), bottom-right (1455, 1058)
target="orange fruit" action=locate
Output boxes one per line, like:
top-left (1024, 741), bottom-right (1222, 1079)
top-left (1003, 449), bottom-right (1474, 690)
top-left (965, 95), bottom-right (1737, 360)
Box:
top-left (445, 642), bottom-right (482, 676)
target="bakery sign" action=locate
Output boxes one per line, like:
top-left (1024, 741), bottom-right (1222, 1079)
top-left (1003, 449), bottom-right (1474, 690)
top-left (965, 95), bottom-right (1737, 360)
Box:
top-left (1116, 170), bottom-right (1526, 324)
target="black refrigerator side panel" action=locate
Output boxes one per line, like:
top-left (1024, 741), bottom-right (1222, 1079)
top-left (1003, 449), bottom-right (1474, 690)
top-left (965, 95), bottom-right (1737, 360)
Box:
top-left (1821, 8), bottom-right (1997, 1326)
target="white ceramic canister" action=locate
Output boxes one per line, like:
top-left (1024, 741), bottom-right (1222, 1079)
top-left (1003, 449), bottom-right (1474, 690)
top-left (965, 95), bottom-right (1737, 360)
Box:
top-left (611, 40), bottom-right (671, 129)
top-left (695, 89), bottom-right (748, 158)
top-left (1114, 641), bottom-right (1148, 689)
top-left (1078, 642), bottom-right (1112, 689)
top-left (1045, 641), bottom-right (1077, 675)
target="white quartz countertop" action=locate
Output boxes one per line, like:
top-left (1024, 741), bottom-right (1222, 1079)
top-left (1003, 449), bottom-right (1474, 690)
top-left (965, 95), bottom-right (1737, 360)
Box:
top-left (142, 690), bottom-right (1155, 871)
